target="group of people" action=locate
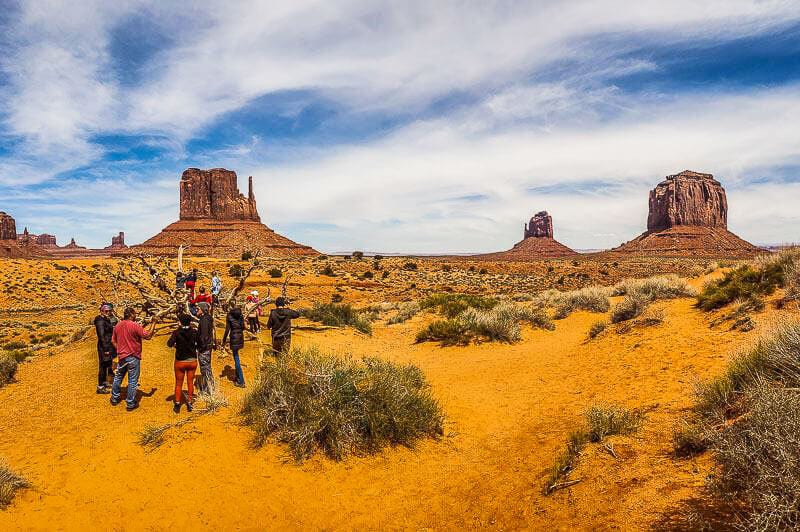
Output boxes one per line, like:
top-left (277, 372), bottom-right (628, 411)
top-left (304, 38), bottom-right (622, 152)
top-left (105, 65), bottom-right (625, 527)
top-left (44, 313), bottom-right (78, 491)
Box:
top-left (93, 267), bottom-right (300, 413)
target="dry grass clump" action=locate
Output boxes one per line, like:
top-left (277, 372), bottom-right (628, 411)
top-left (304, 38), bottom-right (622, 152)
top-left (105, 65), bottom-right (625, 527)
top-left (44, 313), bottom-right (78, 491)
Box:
top-left (419, 293), bottom-right (497, 318)
top-left (0, 461), bottom-right (28, 509)
top-left (387, 301), bottom-right (421, 324)
top-left (549, 286), bottom-right (611, 319)
top-left (416, 302), bottom-right (553, 345)
top-left (545, 404), bottom-right (644, 494)
top-left (138, 424), bottom-right (170, 449)
top-left (0, 354), bottom-right (17, 389)
top-left (610, 293), bottom-right (650, 323)
top-left (302, 302), bottom-right (373, 335)
top-left (587, 320), bottom-right (608, 340)
top-left (240, 346), bottom-right (444, 460)
top-left (612, 274), bottom-right (695, 300)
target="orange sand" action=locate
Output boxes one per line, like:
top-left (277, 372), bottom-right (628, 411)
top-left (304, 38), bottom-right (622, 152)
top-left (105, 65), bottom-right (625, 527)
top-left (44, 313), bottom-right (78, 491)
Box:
top-left (0, 260), bottom-right (776, 529)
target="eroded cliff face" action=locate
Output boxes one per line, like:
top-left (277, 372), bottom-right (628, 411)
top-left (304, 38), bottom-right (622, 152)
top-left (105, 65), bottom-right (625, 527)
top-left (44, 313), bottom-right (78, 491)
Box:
top-left (0, 212), bottom-right (17, 240)
top-left (647, 170), bottom-right (727, 232)
top-left (180, 168), bottom-right (260, 222)
top-left (524, 211), bottom-right (554, 239)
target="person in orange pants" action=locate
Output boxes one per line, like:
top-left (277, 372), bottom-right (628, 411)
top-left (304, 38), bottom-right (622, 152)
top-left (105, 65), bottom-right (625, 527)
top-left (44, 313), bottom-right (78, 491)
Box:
top-left (167, 314), bottom-right (199, 413)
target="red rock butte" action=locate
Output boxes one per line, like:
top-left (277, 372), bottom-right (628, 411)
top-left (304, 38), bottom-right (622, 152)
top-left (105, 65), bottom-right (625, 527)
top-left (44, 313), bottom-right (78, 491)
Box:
top-left (475, 210), bottom-right (577, 260)
top-left (612, 170), bottom-right (761, 258)
top-left (124, 168), bottom-right (317, 258)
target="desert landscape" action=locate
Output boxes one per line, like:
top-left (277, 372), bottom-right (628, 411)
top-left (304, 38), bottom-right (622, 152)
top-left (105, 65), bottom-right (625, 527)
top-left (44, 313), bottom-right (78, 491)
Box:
top-left (1, 165), bottom-right (799, 530)
top-left (2, 3), bottom-right (800, 530)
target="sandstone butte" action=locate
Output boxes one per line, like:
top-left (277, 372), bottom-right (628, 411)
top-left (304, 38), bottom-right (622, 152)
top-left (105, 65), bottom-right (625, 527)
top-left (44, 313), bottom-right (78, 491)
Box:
top-left (475, 210), bottom-right (577, 260)
top-left (611, 170), bottom-right (762, 258)
top-left (123, 168), bottom-right (317, 258)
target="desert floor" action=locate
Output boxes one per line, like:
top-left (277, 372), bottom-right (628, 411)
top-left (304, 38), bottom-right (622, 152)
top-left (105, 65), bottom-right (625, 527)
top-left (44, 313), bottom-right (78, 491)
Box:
top-left (0, 256), bottom-right (785, 530)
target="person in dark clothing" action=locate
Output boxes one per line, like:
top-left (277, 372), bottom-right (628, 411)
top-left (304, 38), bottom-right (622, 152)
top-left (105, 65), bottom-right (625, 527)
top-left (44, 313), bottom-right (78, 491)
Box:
top-left (185, 269), bottom-right (198, 300)
top-left (221, 306), bottom-right (246, 388)
top-left (195, 302), bottom-right (215, 395)
top-left (93, 303), bottom-right (116, 393)
top-left (167, 314), bottom-right (199, 413)
top-left (267, 297), bottom-right (300, 356)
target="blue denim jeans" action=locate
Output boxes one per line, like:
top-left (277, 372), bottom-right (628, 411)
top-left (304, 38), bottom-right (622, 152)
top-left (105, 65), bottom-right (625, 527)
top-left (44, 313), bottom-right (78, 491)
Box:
top-left (111, 356), bottom-right (141, 408)
top-left (232, 348), bottom-right (245, 385)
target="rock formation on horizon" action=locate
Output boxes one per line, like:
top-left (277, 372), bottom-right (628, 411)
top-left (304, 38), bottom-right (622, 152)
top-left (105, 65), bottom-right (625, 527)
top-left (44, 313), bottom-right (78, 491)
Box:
top-left (0, 212), bottom-right (17, 241)
top-left (524, 211), bottom-right (554, 239)
top-left (125, 167), bottom-right (317, 258)
top-left (107, 232), bottom-right (126, 249)
top-left (180, 168), bottom-right (260, 222)
top-left (475, 210), bottom-right (577, 260)
top-left (613, 170), bottom-right (760, 257)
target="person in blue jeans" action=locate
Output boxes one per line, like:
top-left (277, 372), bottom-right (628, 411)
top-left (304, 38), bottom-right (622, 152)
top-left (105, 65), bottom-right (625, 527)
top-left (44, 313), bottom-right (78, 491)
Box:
top-left (221, 305), bottom-right (246, 388)
top-left (110, 307), bottom-right (158, 411)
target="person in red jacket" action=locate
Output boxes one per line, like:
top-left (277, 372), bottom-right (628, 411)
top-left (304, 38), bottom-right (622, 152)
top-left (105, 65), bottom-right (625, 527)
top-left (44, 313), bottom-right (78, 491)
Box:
top-left (192, 286), bottom-right (213, 306)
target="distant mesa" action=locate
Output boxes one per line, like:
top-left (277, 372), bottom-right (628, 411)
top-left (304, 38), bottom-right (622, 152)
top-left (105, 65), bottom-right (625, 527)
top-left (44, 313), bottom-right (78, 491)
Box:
top-left (105, 232), bottom-right (127, 250)
top-left (474, 210), bottom-right (577, 260)
top-left (612, 170), bottom-right (761, 257)
top-left (0, 212), bottom-right (17, 241)
top-left (124, 167), bottom-right (317, 258)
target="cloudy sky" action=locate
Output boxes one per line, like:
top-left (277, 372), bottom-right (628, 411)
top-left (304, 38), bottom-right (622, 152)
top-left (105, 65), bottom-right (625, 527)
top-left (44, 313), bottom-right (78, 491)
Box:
top-left (1, 1), bottom-right (799, 253)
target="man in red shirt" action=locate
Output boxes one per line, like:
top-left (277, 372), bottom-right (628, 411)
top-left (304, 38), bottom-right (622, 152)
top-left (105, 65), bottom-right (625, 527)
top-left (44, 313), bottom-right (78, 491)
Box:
top-left (110, 307), bottom-right (158, 411)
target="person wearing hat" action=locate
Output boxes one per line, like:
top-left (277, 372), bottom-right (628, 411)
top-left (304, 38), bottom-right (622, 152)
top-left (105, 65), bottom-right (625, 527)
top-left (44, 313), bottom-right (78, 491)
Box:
top-left (93, 303), bottom-right (117, 394)
top-left (266, 297), bottom-right (300, 356)
top-left (245, 290), bottom-right (262, 333)
top-left (195, 302), bottom-right (215, 395)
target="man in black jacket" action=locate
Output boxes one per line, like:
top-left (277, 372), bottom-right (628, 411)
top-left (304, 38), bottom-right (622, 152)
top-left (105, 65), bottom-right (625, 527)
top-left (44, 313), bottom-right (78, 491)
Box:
top-left (93, 303), bottom-right (116, 394)
top-left (195, 302), bottom-right (215, 394)
top-left (266, 297), bottom-right (300, 356)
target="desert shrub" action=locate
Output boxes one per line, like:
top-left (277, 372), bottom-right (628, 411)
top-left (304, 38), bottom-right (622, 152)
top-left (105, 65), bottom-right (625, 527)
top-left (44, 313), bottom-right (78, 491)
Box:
top-left (416, 319), bottom-right (470, 345)
top-left (0, 461), bottom-right (28, 509)
top-left (403, 261), bottom-right (418, 271)
top-left (545, 404), bottom-right (643, 494)
top-left (228, 264), bottom-right (244, 278)
top-left (3, 341), bottom-right (26, 351)
top-left (420, 293), bottom-right (497, 318)
top-left (240, 346), bottom-right (444, 460)
top-left (515, 305), bottom-right (556, 331)
top-left (673, 418), bottom-right (712, 457)
top-left (479, 268), bottom-right (488, 275)
top-left (330, 293), bottom-right (344, 303)
top-left (587, 320), bottom-right (607, 340)
top-left (302, 303), bottom-right (372, 335)
top-left (388, 302), bottom-right (421, 325)
top-left (612, 274), bottom-right (695, 300)
top-left (241, 250), bottom-right (254, 261)
top-left (585, 404), bottom-right (643, 442)
top-left (381, 271), bottom-right (389, 279)
top-left (709, 384), bottom-right (800, 530)
top-left (374, 255), bottom-right (384, 260)
top-left (321, 264), bottom-right (336, 277)
top-left (549, 286), bottom-right (611, 319)
top-left (351, 251), bottom-right (364, 260)
top-left (610, 294), bottom-right (649, 323)
top-left (697, 263), bottom-right (785, 311)
top-left (459, 306), bottom-right (521, 342)
top-left (268, 268), bottom-right (282, 278)
top-left (0, 354), bottom-right (17, 388)
top-left (694, 318), bottom-right (800, 419)
top-left (362, 271), bottom-right (374, 279)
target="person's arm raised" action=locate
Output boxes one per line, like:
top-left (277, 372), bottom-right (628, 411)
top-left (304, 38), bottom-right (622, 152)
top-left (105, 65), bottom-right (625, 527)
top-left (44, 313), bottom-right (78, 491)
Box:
top-left (142, 318), bottom-right (158, 340)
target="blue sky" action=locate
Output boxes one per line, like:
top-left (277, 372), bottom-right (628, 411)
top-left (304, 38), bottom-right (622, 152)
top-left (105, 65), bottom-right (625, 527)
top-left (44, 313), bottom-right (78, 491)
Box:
top-left (1, 1), bottom-right (800, 252)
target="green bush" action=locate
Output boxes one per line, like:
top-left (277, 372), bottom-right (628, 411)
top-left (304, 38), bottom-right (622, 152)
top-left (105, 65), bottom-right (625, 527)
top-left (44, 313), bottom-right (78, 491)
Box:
top-left (229, 264), bottom-right (244, 278)
top-left (240, 346), bottom-right (444, 460)
top-left (416, 319), bottom-right (469, 345)
top-left (321, 264), bottom-right (336, 277)
top-left (612, 274), bottom-right (695, 300)
top-left (268, 268), bottom-right (282, 278)
top-left (403, 262), bottom-right (418, 271)
top-left (241, 251), bottom-right (254, 261)
top-left (420, 293), bottom-right (497, 318)
top-left (352, 251), bottom-right (364, 260)
top-left (587, 320), bottom-right (607, 340)
top-left (415, 302), bottom-right (551, 345)
top-left (697, 264), bottom-right (785, 311)
top-left (303, 303), bottom-right (372, 334)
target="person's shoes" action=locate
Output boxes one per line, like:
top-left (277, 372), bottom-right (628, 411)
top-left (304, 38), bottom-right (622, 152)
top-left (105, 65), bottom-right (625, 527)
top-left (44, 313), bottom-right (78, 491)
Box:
top-left (96, 385), bottom-right (110, 394)
top-left (110, 398), bottom-right (120, 406)
top-left (186, 403), bottom-right (193, 413)
top-left (173, 403), bottom-right (180, 414)
top-left (126, 403), bottom-right (139, 412)
top-left (234, 382), bottom-right (246, 388)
